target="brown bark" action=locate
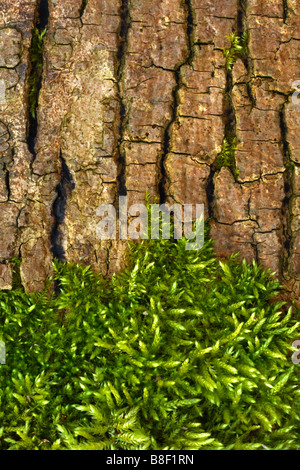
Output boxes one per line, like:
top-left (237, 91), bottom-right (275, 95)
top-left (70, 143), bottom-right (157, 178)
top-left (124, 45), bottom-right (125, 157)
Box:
top-left (0, 0), bottom-right (299, 302)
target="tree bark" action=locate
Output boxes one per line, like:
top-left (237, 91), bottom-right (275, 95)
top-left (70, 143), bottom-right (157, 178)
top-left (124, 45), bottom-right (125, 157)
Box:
top-left (0, 0), bottom-right (299, 301)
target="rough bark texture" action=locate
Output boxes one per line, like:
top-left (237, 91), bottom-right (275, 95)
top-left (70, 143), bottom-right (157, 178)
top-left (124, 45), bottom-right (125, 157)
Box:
top-left (0, 0), bottom-right (299, 302)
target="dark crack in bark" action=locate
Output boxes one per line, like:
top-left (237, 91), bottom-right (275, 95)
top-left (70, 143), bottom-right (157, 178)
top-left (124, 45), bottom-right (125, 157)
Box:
top-left (27, 0), bottom-right (49, 165)
top-left (207, 0), bottom-right (249, 220)
top-left (0, 124), bottom-right (13, 202)
top-left (207, 56), bottom-right (238, 214)
top-left (38, 0), bottom-right (49, 29)
top-left (224, 69), bottom-right (237, 151)
top-left (103, 0), bottom-right (132, 278)
top-left (159, 0), bottom-right (196, 204)
top-left (50, 152), bottom-right (75, 265)
top-left (283, 0), bottom-right (289, 23)
top-left (279, 98), bottom-right (296, 281)
top-left (116, 0), bottom-right (131, 198)
top-left (237, 0), bottom-right (256, 107)
top-left (79, 0), bottom-right (88, 18)
top-left (206, 168), bottom-right (215, 219)
top-left (4, 162), bottom-right (10, 201)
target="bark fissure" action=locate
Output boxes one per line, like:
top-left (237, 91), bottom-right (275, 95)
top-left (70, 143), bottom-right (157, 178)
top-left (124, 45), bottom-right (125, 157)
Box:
top-left (38, 0), bottom-right (49, 30)
top-left (237, 0), bottom-right (256, 108)
top-left (50, 152), bottom-right (75, 264)
top-left (283, 0), bottom-right (289, 23)
top-left (279, 98), bottom-right (296, 280)
top-left (4, 162), bottom-right (10, 201)
top-left (79, 0), bottom-right (88, 19)
top-left (159, 0), bottom-right (195, 204)
top-left (27, 0), bottom-right (49, 165)
top-left (224, 71), bottom-right (237, 154)
top-left (207, 1), bottom-right (248, 220)
top-left (206, 169), bottom-right (215, 219)
top-left (116, 0), bottom-right (131, 198)
top-left (0, 126), bottom-right (14, 203)
top-left (208, 61), bottom-right (238, 194)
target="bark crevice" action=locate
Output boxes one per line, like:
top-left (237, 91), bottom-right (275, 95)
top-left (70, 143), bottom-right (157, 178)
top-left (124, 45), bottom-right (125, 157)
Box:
top-left (27, 0), bottom-right (49, 165)
top-left (79, 0), bottom-right (88, 19)
top-left (283, 0), bottom-right (289, 23)
top-left (279, 98), bottom-right (296, 281)
top-left (159, 0), bottom-right (196, 204)
top-left (50, 152), bottom-right (75, 264)
top-left (116, 0), bottom-right (131, 198)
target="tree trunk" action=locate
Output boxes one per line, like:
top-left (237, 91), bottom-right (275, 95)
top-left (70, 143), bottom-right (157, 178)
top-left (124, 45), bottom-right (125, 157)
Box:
top-left (0, 0), bottom-right (299, 301)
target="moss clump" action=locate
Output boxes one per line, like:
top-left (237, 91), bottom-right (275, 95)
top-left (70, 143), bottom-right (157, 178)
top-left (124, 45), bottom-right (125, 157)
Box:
top-left (0, 225), bottom-right (300, 450)
top-left (285, 161), bottom-right (295, 172)
top-left (213, 138), bottom-right (240, 180)
top-left (10, 257), bottom-right (23, 291)
top-left (223, 32), bottom-right (248, 71)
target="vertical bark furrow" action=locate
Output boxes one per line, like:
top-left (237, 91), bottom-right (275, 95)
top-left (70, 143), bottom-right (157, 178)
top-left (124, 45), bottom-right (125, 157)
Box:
top-left (116, 0), bottom-right (131, 198)
top-left (0, 1), bottom-right (38, 289)
top-left (79, 0), bottom-right (88, 19)
top-left (210, 0), bottom-right (292, 277)
top-left (283, 0), bottom-right (289, 23)
top-left (280, 100), bottom-right (295, 275)
top-left (159, 0), bottom-right (196, 204)
top-left (27, 0), bottom-right (49, 166)
top-left (51, 152), bottom-right (75, 263)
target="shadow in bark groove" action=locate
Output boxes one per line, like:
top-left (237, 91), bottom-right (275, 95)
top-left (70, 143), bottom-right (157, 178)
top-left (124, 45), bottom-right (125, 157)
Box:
top-left (159, 0), bottom-right (195, 204)
top-left (27, 0), bottom-right (49, 163)
top-left (116, 0), bottom-right (131, 198)
top-left (51, 153), bottom-right (75, 281)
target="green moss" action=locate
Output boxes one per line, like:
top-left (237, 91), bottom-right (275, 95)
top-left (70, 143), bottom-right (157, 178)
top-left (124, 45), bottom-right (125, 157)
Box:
top-left (0, 224), bottom-right (300, 450)
top-left (223, 32), bottom-right (248, 71)
top-left (213, 138), bottom-right (240, 179)
top-left (217, 32), bottom-right (247, 179)
top-left (285, 161), bottom-right (295, 172)
top-left (28, 27), bottom-right (47, 118)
